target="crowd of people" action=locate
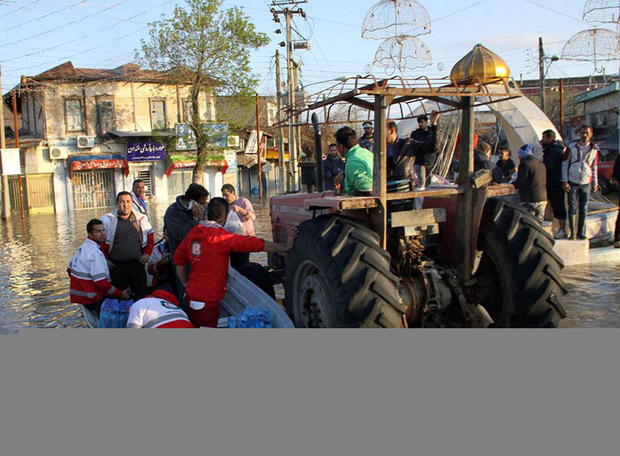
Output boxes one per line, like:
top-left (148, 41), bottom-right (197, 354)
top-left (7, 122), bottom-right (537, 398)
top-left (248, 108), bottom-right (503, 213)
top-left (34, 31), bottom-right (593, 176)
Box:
top-left (68, 179), bottom-right (294, 329)
top-left (324, 118), bottom-right (610, 243)
top-left (68, 119), bottom-right (616, 328)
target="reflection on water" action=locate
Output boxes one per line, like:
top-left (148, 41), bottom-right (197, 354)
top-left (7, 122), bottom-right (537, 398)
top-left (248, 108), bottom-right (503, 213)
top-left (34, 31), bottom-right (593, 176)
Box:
top-left (0, 194), bottom-right (618, 332)
top-left (559, 261), bottom-right (620, 328)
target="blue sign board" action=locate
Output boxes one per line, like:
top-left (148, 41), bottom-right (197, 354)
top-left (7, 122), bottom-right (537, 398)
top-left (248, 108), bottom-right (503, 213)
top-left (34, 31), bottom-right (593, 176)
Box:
top-left (126, 141), bottom-right (166, 162)
top-left (175, 123), bottom-right (228, 151)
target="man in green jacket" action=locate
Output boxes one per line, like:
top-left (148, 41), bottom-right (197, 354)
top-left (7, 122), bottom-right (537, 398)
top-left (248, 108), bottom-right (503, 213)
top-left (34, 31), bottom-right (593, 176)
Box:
top-left (334, 126), bottom-right (373, 196)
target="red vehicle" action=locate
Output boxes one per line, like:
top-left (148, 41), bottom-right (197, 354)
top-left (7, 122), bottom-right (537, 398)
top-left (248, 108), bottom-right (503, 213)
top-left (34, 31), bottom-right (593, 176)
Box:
top-left (597, 149), bottom-right (618, 195)
top-left (268, 46), bottom-right (568, 329)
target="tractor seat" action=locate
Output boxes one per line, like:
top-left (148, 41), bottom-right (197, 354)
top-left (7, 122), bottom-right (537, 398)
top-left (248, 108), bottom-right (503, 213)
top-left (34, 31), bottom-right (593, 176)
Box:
top-left (387, 179), bottom-right (412, 193)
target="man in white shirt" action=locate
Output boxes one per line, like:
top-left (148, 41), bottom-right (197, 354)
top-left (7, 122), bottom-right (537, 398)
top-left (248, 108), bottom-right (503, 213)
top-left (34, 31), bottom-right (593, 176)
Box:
top-left (561, 125), bottom-right (599, 240)
top-left (126, 286), bottom-right (195, 328)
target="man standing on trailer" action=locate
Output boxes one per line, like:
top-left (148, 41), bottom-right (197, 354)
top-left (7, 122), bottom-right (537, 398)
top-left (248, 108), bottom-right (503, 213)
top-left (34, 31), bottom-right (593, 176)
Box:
top-left (358, 121), bottom-right (374, 150)
top-left (410, 113), bottom-right (441, 189)
top-left (561, 125), bottom-right (599, 240)
top-left (540, 130), bottom-right (568, 239)
top-left (515, 144), bottom-right (548, 221)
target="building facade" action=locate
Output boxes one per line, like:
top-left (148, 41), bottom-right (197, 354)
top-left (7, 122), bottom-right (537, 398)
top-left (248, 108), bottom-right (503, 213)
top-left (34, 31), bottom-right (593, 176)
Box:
top-left (3, 61), bottom-right (237, 214)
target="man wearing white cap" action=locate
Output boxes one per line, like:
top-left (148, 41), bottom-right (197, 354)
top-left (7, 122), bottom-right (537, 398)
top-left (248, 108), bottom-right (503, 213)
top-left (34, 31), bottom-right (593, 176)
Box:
top-left (515, 144), bottom-right (547, 221)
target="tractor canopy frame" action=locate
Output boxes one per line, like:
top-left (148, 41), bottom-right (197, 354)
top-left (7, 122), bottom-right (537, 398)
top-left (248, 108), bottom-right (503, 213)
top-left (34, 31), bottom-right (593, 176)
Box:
top-left (277, 75), bottom-right (522, 281)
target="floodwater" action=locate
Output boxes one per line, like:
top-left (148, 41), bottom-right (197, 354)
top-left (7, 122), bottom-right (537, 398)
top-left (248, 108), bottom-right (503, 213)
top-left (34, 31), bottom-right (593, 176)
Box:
top-left (0, 196), bottom-right (618, 333)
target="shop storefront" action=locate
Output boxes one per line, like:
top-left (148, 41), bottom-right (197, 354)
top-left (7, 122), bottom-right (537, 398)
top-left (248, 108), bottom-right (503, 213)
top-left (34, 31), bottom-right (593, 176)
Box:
top-left (68, 154), bottom-right (128, 209)
top-left (165, 152), bottom-right (230, 199)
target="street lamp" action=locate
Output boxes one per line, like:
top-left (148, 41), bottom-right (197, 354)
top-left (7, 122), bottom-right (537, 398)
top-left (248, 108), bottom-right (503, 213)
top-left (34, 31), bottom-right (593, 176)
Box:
top-left (540, 45), bottom-right (560, 113)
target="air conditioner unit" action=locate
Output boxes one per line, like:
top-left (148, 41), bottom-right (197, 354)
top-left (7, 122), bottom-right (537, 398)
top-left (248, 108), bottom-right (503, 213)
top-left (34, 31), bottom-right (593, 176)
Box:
top-left (227, 135), bottom-right (240, 148)
top-left (77, 135), bottom-right (95, 148)
top-left (49, 146), bottom-right (69, 160)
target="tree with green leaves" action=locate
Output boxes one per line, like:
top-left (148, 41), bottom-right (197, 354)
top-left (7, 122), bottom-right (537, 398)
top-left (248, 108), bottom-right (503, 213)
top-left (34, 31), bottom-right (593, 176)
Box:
top-left (137, 0), bottom-right (269, 182)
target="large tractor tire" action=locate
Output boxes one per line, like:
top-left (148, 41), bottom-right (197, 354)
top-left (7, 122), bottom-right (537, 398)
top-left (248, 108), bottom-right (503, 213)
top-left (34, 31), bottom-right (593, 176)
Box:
top-left (284, 215), bottom-right (406, 328)
top-left (474, 199), bottom-right (568, 327)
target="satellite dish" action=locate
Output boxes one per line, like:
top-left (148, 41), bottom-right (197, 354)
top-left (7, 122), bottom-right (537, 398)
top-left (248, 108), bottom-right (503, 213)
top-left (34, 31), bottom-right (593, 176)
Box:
top-left (437, 62), bottom-right (445, 71)
top-left (364, 64), bottom-right (373, 74)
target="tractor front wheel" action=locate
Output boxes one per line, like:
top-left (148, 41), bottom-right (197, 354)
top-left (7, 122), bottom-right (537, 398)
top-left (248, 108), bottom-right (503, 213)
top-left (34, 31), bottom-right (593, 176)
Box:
top-left (284, 215), bottom-right (406, 328)
top-left (474, 199), bottom-right (568, 327)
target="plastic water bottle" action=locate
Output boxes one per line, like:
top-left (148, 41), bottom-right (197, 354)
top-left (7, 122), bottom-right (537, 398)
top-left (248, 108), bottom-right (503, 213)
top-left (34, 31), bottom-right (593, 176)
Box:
top-left (99, 298), bottom-right (119, 328)
top-left (118, 300), bottom-right (133, 328)
top-left (228, 308), bottom-right (272, 328)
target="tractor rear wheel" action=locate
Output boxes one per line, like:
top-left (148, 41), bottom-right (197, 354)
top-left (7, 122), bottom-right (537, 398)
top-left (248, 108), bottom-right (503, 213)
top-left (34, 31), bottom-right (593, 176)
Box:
top-left (284, 215), bottom-right (406, 328)
top-left (474, 199), bottom-right (568, 327)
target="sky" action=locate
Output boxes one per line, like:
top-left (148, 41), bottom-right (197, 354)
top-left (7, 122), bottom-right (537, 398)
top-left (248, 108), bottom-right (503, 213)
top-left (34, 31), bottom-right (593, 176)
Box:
top-left (0, 0), bottom-right (618, 95)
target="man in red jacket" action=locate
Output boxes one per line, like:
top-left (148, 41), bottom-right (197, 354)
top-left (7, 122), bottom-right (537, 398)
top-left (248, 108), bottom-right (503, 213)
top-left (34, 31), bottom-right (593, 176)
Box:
top-left (68, 219), bottom-right (130, 316)
top-left (174, 197), bottom-right (295, 328)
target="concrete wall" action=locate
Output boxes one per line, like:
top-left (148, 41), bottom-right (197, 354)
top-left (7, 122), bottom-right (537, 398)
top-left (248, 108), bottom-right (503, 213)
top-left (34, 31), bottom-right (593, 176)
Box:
top-left (24, 146), bottom-right (56, 175)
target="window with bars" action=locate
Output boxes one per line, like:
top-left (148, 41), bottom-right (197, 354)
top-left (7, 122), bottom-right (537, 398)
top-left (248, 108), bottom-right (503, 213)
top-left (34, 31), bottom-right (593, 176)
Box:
top-left (64, 97), bottom-right (84, 132)
top-left (97, 97), bottom-right (116, 135)
top-left (150, 99), bottom-right (167, 131)
top-left (182, 99), bottom-right (193, 123)
top-left (72, 170), bottom-right (116, 209)
top-left (135, 169), bottom-right (152, 196)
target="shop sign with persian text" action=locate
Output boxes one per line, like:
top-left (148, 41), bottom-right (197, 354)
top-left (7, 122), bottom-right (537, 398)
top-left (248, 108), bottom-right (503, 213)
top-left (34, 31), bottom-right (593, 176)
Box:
top-left (126, 142), bottom-right (166, 162)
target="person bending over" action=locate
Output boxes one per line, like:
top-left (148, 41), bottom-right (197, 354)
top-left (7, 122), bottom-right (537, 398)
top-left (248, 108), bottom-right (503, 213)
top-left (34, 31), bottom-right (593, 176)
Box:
top-left (174, 197), bottom-right (295, 328)
top-left (126, 285), bottom-right (195, 328)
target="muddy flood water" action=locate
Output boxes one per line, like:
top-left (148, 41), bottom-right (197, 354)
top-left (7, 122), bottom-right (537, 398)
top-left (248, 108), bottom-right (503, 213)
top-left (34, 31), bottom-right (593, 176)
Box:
top-left (0, 196), bottom-right (618, 333)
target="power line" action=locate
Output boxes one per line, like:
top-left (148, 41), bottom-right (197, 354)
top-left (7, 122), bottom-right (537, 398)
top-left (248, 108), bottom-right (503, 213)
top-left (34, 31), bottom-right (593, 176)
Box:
top-left (7, 24), bottom-right (151, 75)
top-left (522, 0), bottom-right (590, 26)
top-left (434, 0), bottom-right (489, 22)
top-left (3, 0), bottom-right (132, 47)
top-left (0, 0), bottom-right (40, 19)
top-left (2, 0), bottom-right (173, 64)
top-left (4, 0), bottom-right (87, 31)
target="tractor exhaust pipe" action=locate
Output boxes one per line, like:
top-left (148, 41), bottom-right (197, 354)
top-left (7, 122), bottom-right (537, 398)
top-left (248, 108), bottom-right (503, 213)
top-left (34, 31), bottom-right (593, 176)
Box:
top-left (312, 113), bottom-right (325, 192)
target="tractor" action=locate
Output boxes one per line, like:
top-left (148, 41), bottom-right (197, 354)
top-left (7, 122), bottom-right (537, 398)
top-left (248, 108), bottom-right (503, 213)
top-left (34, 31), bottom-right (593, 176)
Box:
top-left (268, 45), bottom-right (568, 328)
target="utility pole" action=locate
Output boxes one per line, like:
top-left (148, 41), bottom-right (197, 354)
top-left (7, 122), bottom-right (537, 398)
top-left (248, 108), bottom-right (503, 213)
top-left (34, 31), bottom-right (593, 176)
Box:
top-left (0, 52), bottom-right (10, 219)
top-left (12, 90), bottom-right (24, 219)
top-left (559, 78), bottom-right (565, 136)
top-left (539, 37), bottom-right (546, 114)
top-left (270, 1), bottom-right (308, 192)
top-left (275, 50), bottom-right (286, 194)
top-left (285, 7), bottom-right (296, 192)
top-left (256, 93), bottom-right (262, 199)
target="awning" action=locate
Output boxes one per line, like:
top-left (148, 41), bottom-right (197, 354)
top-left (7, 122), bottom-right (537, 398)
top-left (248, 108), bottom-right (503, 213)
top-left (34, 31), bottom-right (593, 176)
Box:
top-left (165, 153), bottom-right (228, 177)
top-left (68, 154), bottom-right (129, 178)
